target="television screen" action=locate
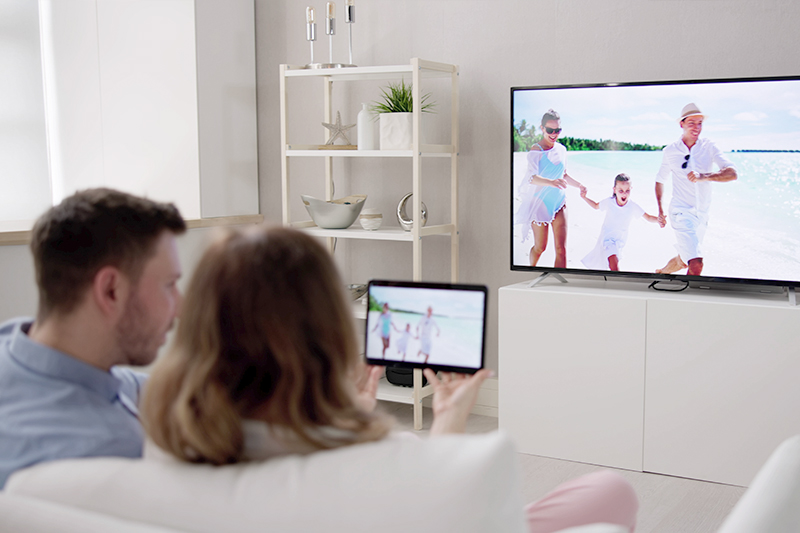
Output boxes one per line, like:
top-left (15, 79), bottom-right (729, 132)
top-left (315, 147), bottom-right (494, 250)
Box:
top-left (511, 77), bottom-right (800, 287)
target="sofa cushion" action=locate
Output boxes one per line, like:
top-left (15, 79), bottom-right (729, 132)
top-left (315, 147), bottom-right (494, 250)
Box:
top-left (0, 492), bottom-right (183, 533)
top-left (6, 431), bottom-right (527, 533)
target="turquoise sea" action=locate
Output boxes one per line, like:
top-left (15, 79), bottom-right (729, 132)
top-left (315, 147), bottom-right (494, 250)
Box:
top-left (512, 151), bottom-right (800, 281)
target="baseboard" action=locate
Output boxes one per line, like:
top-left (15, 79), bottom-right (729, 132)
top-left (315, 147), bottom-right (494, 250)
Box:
top-left (422, 377), bottom-right (498, 418)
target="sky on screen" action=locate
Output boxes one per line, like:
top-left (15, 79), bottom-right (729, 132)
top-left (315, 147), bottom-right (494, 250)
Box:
top-left (513, 79), bottom-right (800, 151)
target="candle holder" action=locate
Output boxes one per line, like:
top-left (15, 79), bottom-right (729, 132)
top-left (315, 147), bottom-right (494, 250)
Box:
top-left (345, 0), bottom-right (356, 67)
top-left (305, 6), bottom-right (320, 68)
top-left (303, 3), bottom-right (354, 69)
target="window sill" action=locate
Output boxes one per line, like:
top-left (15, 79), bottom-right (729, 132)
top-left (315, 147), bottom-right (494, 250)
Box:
top-left (0, 214), bottom-right (264, 246)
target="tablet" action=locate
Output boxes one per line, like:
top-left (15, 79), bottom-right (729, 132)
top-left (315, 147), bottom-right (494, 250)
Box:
top-left (364, 280), bottom-right (487, 374)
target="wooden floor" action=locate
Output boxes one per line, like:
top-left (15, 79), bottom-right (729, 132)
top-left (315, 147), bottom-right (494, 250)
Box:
top-left (381, 402), bottom-right (746, 533)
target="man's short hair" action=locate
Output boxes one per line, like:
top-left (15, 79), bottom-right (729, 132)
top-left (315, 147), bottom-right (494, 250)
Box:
top-left (30, 188), bottom-right (186, 318)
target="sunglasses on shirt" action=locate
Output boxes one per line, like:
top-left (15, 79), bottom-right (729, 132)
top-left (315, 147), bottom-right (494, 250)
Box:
top-left (682, 154), bottom-right (690, 169)
top-left (544, 127), bottom-right (562, 134)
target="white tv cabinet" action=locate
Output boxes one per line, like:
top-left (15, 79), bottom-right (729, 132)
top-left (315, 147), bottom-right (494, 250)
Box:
top-left (498, 277), bottom-right (800, 486)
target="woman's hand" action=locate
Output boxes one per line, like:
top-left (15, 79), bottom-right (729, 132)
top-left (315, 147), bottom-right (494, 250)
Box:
top-left (550, 178), bottom-right (568, 189)
top-left (425, 368), bottom-right (493, 435)
top-left (354, 365), bottom-right (383, 412)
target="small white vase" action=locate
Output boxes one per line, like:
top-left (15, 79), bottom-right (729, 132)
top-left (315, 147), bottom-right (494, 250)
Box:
top-left (379, 112), bottom-right (413, 150)
top-left (357, 103), bottom-right (376, 150)
top-left (359, 208), bottom-right (383, 230)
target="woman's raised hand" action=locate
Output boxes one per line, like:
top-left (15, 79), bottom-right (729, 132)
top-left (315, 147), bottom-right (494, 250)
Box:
top-left (425, 368), bottom-right (493, 435)
top-left (354, 365), bottom-right (383, 412)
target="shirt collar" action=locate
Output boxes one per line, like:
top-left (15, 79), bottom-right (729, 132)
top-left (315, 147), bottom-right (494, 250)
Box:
top-left (9, 320), bottom-right (122, 402)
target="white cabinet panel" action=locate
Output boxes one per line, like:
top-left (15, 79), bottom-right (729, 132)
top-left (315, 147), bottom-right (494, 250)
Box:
top-left (499, 283), bottom-right (646, 471)
top-left (499, 278), bottom-right (800, 486)
top-left (644, 298), bottom-right (800, 486)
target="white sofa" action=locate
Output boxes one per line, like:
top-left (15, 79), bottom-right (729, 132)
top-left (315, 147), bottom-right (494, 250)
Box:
top-left (5, 433), bottom-right (800, 532)
top-left (716, 434), bottom-right (800, 533)
top-left (1, 432), bottom-right (526, 533)
top-left (0, 431), bottom-right (631, 533)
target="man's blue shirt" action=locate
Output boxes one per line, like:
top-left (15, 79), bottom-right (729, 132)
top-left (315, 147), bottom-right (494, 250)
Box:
top-left (0, 318), bottom-right (146, 488)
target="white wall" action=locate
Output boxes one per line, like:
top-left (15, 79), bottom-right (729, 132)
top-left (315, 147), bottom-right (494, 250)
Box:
top-left (35, 0), bottom-right (259, 221)
top-left (255, 0), bottom-right (800, 373)
top-left (0, 227), bottom-right (219, 325)
top-left (195, 0), bottom-right (260, 218)
top-left (39, 0), bottom-right (202, 217)
top-left (0, 0), bottom-right (50, 222)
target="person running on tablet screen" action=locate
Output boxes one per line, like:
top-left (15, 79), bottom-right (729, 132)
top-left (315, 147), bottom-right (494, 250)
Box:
top-left (371, 303), bottom-right (399, 359)
top-left (417, 306), bottom-right (441, 364)
top-left (395, 323), bottom-right (417, 362)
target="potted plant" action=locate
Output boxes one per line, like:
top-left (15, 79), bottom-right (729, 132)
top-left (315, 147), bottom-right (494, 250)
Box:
top-left (371, 80), bottom-right (434, 150)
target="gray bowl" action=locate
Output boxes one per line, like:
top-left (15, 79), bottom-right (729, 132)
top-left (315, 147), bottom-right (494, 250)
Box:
top-left (301, 194), bottom-right (367, 229)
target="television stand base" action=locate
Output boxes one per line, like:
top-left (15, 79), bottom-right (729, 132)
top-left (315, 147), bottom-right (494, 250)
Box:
top-left (789, 286), bottom-right (797, 306)
top-left (527, 272), bottom-right (567, 288)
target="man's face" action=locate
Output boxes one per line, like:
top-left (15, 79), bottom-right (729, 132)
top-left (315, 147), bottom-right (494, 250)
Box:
top-left (116, 232), bottom-right (182, 366)
top-left (681, 115), bottom-right (703, 142)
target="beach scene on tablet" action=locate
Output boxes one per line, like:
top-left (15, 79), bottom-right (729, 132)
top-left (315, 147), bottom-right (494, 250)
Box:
top-left (512, 79), bottom-right (800, 283)
top-left (365, 285), bottom-right (485, 370)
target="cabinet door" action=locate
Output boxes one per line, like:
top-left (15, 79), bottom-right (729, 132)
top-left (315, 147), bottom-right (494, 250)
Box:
top-left (498, 287), bottom-right (646, 471)
top-left (644, 299), bottom-right (800, 486)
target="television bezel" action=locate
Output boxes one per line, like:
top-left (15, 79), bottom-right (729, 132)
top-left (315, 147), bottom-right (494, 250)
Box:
top-left (509, 75), bottom-right (800, 289)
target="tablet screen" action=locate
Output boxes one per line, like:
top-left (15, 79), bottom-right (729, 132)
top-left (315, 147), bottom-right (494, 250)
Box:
top-left (364, 280), bottom-right (487, 373)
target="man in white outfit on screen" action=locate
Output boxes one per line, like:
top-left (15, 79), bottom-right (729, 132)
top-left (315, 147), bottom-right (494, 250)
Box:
top-left (416, 306), bottom-right (440, 364)
top-left (655, 103), bottom-right (738, 276)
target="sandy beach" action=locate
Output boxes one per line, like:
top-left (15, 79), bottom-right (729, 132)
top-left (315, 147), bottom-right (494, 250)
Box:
top-left (365, 310), bottom-right (483, 369)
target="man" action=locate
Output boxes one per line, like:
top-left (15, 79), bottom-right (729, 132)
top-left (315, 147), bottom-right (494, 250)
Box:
top-left (0, 188), bottom-right (186, 487)
top-left (417, 306), bottom-right (440, 364)
top-left (655, 103), bottom-right (737, 276)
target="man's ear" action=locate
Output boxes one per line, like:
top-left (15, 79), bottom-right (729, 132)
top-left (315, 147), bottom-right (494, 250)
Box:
top-left (92, 266), bottom-right (131, 319)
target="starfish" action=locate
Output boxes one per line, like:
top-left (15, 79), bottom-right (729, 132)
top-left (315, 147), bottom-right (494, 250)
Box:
top-left (322, 111), bottom-right (356, 145)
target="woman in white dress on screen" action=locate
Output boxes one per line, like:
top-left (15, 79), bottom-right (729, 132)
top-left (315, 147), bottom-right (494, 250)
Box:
top-left (515, 109), bottom-right (586, 267)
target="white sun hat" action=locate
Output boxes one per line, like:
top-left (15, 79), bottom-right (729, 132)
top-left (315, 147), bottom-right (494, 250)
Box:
top-left (679, 103), bottom-right (705, 122)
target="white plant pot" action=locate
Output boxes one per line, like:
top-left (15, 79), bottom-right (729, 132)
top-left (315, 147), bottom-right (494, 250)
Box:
top-left (379, 113), bottom-right (413, 150)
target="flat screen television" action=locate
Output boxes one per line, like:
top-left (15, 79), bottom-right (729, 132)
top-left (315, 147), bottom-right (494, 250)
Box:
top-left (511, 76), bottom-right (800, 288)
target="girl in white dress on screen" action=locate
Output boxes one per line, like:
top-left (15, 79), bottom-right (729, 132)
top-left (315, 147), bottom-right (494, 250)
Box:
top-left (514, 109), bottom-right (586, 267)
top-left (395, 323), bottom-right (416, 361)
top-left (581, 173), bottom-right (659, 271)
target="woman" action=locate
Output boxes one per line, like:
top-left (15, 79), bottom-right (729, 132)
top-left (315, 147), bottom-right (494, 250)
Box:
top-left (141, 226), bottom-right (637, 532)
top-left (515, 109), bottom-right (586, 267)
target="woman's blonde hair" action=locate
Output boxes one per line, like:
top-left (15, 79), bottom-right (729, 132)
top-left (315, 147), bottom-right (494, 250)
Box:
top-left (141, 226), bottom-right (391, 465)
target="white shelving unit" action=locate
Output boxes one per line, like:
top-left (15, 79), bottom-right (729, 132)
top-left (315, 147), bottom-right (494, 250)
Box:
top-left (279, 58), bottom-right (459, 430)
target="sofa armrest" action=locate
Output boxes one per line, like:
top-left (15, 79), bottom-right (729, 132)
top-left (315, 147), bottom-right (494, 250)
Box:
top-left (0, 492), bottom-right (182, 533)
top-left (716, 435), bottom-right (800, 533)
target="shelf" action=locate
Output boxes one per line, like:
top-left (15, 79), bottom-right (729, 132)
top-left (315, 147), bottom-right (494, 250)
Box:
top-left (286, 145), bottom-right (454, 157)
top-left (375, 377), bottom-right (434, 404)
top-left (351, 298), bottom-right (367, 320)
top-left (280, 58), bottom-right (458, 431)
top-left (283, 61), bottom-right (456, 82)
top-left (294, 224), bottom-right (455, 241)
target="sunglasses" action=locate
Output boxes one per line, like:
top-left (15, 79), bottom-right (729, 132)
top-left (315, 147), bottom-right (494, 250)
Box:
top-left (681, 154), bottom-right (690, 169)
top-left (544, 127), bottom-right (562, 134)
